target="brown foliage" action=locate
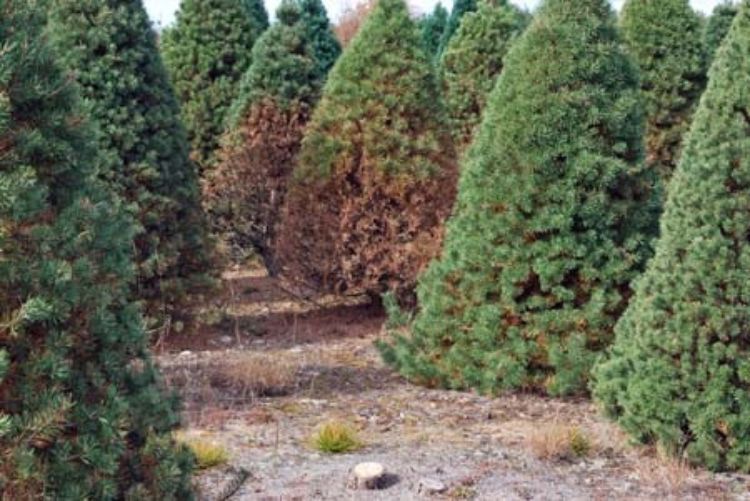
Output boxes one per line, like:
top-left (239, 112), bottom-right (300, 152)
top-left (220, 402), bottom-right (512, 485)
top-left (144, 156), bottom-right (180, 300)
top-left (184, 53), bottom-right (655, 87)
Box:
top-left (203, 100), bottom-right (311, 272)
top-left (334, 0), bottom-right (377, 47)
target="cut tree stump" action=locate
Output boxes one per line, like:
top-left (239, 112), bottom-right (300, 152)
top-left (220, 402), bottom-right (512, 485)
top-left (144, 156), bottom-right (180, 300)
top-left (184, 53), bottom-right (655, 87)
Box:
top-left (350, 462), bottom-right (386, 490)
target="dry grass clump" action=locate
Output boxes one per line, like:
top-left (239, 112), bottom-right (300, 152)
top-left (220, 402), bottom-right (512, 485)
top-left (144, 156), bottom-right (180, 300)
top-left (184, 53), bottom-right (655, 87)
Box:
top-left (310, 420), bottom-right (362, 454)
top-left (210, 354), bottom-right (300, 397)
top-left (177, 434), bottom-right (230, 470)
top-left (526, 424), bottom-right (593, 461)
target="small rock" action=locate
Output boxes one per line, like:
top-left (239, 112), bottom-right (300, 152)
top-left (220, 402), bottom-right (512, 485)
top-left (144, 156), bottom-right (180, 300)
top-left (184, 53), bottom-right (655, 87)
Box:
top-left (418, 478), bottom-right (447, 495)
top-left (178, 350), bottom-right (193, 358)
top-left (219, 335), bottom-right (233, 345)
top-left (350, 462), bottom-right (386, 490)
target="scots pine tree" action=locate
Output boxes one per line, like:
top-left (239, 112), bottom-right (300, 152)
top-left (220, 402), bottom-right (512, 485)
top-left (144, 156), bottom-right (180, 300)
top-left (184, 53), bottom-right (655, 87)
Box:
top-left (206, 0), bottom-right (336, 270)
top-left (620, 0), bottom-right (706, 185)
top-left (162, 0), bottom-right (269, 171)
top-left (440, 0), bottom-right (528, 149)
top-left (277, 0), bottom-right (458, 301)
top-left (438, 0), bottom-right (477, 54)
top-left (419, 3), bottom-right (448, 57)
top-left (705, 1), bottom-right (738, 64)
top-left (49, 0), bottom-right (212, 317)
top-left (593, 2), bottom-right (750, 472)
top-left (379, 0), bottom-right (653, 397)
top-left (0, 1), bottom-right (192, 498)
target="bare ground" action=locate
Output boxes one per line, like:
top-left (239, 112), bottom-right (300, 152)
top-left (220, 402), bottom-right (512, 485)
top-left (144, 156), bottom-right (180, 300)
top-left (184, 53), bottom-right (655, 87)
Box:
top-left (157, 268), bottom-right (750, 500)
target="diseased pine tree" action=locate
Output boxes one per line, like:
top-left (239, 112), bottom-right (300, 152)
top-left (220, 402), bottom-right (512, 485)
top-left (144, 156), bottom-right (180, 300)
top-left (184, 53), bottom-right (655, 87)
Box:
top-left (0, 1), bottom-right (193, 498)
top-left (379, 0), bottom-right (654, 397)
top-left (440, 0), bottom-right (529, 149)
top-left (419, 3), bottom-right (448, 57)
top-left (620, 0), bottom-right (706, 186)
top-left (206, 0), bottom-right (337, 270)
top-left (277, 0), bottom-right (458, 302)
top-left (162, 0), bottom-right (269, 171)
top-left (438, 0), bottom-right (477, 54)
top-left (705, 1), bottom-right (738, 64)
top-left (593, 1), bottom-right (750, 473)
top-left (49, 0), bottom-right (213, 318)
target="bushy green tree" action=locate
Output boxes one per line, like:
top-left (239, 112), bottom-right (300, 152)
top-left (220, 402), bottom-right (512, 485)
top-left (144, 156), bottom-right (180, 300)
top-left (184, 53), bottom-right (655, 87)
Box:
top-left (277, 0), bottom-right (458, 301)
top-left (438, 0), bottom-right (477, 54)
top-left (419, 3), bottom-right (448, 57)
top-left (705, 1), bottom-right (738, 64)
top-left (440, 0), bottom-right (528, 149)
top-left (593, 2), bottom-right (750, 472)
top-left (162, 0), bottom-right (269, 171)
top-left (206, 0), bottom-right (336, 270)
top-left (300, 0), bottom-right (341, 80)
top-left (49, 0), bottom-right (212, 318)
top-left (620, 0), bottom-right (706, 185)
top-left (379, 0), bottom-right (653, 397)
top-left (0, 1), bottom-right (192, 497)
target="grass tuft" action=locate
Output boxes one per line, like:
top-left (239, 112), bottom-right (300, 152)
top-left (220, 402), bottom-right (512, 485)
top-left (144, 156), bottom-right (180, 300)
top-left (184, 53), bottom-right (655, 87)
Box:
top-left (179, 436), bottom-right (230, 470)
top-left (310, 420), bottom-right (362, 454)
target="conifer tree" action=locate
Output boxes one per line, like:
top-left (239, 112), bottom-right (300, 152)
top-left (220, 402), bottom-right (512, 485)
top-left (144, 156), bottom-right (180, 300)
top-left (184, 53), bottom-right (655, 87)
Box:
top-left (0, 1), bottom-right (192, 497)
top-left (162, 0), bottom-right (269, 171)
top-left (440, 0), bottom-right (528, 149)
top-left (379, 0), bottom-right (653, 397)
top-left (438, 0), bottom-right (477, 54)
top-left (593, 2), bottom-right (750, 472)
top-left (49, 0), bottom-right (212, 318)
top-left (277, 0), bottom-right (458, 301)
top-left (705, 1), bottom-right (738, 64)
top-left (206, 0), bottom-right (336, 270)
top-left (419, 3), bottom-right (448, 57)
top-left (620, 0), bottom-right (706, 185)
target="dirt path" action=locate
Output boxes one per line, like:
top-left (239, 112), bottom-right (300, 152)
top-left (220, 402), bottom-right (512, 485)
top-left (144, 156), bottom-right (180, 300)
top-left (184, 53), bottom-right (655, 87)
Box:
top-left (158, 269), bottom-right (750, 500)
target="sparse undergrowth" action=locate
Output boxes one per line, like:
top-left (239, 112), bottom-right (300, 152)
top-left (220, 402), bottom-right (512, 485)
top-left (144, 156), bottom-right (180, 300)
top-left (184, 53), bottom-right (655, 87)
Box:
top-left (526, 424), bottom-right (593, 462)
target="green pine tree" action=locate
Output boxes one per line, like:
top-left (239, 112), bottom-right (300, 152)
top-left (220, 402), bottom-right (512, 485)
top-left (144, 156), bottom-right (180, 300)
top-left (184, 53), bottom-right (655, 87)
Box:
top-left (419, 3), bottom-right (448, 57)
top-left (49, 0), bottom-right (213, 319)
top-left (206, 0), bottom-right (336, 270)
top-left (705, 1), bottom-right (738, 64)
top-left (277, 0), bottom-right (458, 302)
top-left (162, 0), bottom-right (269, 171)
top-left (438, 0), bottom-right (477, 54)
top-left (0, 1), bottom-right (192, 497)
top-left (379, 0), bottom-right (653, 397)
top-left (593, 1), bottom-right (750, 472)
top-left (620, 0), bottom-right (706, 186)
top-left (300, 0), bottom-right (342, 81)
top-left (440, 0), bottom-right (529, 149)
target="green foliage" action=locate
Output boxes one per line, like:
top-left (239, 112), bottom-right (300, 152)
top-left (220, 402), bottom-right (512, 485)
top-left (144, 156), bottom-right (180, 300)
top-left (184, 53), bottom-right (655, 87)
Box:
top-left (705, 1), bottom-right (738, 64)
top-left (418, 3), bottom-right (448, 57)
top-left (277, 0), bottom-right (457, 300)
top-left (593, 2), bottom-right (750, 473)
top-left (311, 421), bottom-right (362, 454)
top-left (620, 0), bottom-right (706, 186)
top-left (439, 0), bottom-right (477, 54)
top-left (162, 0), bottom-right (269, 170)
top-left (49, 0), bottom-right (213, 317)
top-left (440, 0), bottom-right (529, 149)
top-left (300, 0), bottom-right (342, 81)
top-left (379, 0), bottom-right (653, 397)
top-left (0, 1), bottom-right (193, 497)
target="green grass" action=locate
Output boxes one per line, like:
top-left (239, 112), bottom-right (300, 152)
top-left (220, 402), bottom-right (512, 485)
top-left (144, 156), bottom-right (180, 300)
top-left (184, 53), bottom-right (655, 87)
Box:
top-left (310, 420), bottom-right (362, 454)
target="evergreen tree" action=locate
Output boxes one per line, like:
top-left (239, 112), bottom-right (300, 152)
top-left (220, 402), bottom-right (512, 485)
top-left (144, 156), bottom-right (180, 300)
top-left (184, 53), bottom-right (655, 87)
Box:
top-left (440, 0), bottom-right (529, 149)
top-left (379, 0), bottom-right (653, 397)
top-left (162, 0), bottom-right (269, 171)
top-left (705, 1), bottom-right (738, 64)
top-left (300, 0), bottom-right (342, 80)
top-left (438, 0), bottom-right (477, 54)
top-left (277, 0), bottom-right (458, 301)
top-left (593, 2), bottom-right (750, 472)
top-left (419, 3), bottom-right (448, 57)
top-left (49, 0), bottom-right (213, 318)
top-left (206, 0), bottom-right (335, 270)
top-left (620, 0), bottom-right (706, 186)
top-left (0, 1), bottom-right (192, 497)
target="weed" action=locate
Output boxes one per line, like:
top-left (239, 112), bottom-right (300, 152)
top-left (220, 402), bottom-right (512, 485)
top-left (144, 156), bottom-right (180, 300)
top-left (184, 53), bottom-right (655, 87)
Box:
top-left (179, 436), bottom-right (230, 470)
top-left (527, 424), bottom-right (593, 461)
top-left (310, 420), bottom-right (362, 454)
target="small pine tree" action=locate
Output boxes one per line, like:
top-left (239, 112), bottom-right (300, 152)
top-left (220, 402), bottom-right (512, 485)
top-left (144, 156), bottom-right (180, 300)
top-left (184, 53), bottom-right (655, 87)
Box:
top-left (705, 1), bottom-right (738, 64)
top-left (620, 0), bottom-right (706, 186)
top-left (49, 0), bottom-right (213, 318)
top-left (379, 0), bottom-right (653, 397)
top-left (440, 0), bottom-right (529, 149)
top-left (593, 1), bottom-right (750, 472)
top-left (277, 0), bottom-right (458, 301)
top-left (0, 1), bottom-right (192, 497)
top-left (419, 3), bottom-right (448, 57)
top-left (162, 0), bottom-right (269, 171)
top-left (438, 0), bottom-right (477, 54)
top-left (206, 0), bottom-right (336, 270)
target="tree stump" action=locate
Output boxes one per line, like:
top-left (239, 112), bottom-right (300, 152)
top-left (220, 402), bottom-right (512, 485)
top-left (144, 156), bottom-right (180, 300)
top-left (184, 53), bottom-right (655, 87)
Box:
top-left (350, 462), bottom-right (385, 490)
